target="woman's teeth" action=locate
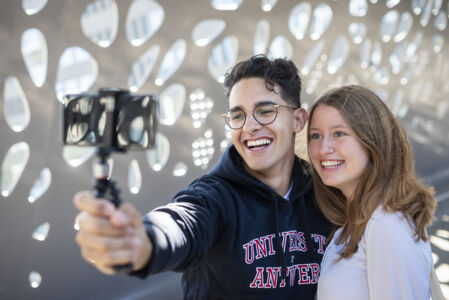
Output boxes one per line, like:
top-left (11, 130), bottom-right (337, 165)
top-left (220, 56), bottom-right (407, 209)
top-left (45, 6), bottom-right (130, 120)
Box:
top-left (321, 160), bottom-right (343, 168)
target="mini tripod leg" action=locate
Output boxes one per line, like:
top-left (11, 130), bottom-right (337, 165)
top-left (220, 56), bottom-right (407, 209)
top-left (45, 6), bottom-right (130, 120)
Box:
top-left (93, 150), bottom-right (134, 273)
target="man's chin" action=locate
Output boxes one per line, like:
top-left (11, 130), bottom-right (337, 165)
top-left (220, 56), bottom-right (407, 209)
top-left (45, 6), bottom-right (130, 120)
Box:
top-left (243, 160), bottom-right (269, 174)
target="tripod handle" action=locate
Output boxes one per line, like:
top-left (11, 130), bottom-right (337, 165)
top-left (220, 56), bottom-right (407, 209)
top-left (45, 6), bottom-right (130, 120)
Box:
top-left (93, 179), bottom-right (134, 273)
top-left (93, 150), bottom-right (134, 273)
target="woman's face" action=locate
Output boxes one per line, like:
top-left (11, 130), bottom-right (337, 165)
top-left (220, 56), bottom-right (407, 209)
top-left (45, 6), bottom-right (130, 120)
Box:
top-left (308, 104), bottom-right (369, 199)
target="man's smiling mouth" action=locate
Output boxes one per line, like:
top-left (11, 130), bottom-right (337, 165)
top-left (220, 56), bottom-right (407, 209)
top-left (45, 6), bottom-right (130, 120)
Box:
top-left (245, 138), bottom-right (272, 150)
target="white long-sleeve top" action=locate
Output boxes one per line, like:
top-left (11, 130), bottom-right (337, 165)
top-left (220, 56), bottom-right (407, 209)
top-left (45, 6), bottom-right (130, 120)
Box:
top-left (317, 207), bottom-right (432, 300)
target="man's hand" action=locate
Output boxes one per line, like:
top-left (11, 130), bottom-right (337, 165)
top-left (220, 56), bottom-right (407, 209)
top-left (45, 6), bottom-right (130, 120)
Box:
top-left (73, 191), bottom-right (152, 275)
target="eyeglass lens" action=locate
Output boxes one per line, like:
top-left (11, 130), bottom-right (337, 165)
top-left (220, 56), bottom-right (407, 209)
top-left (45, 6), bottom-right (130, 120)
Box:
top-left (226, 104), bottom-right (277, 129)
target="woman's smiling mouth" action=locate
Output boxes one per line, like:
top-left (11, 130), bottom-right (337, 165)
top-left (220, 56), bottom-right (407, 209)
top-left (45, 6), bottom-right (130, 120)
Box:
top-left (320, 160), bottom-right (344, 169)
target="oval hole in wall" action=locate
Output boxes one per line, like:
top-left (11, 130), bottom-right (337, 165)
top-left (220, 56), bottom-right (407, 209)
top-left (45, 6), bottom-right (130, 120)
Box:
top-left (1, 142), bottom-right (30, 197)
top-left (62, 146), bottom-right (95, 167)
top-left (154, 39), bottom-right (186, 86)
top-left (125, 0), bottom-right (164, 46)
top-left (55, 47), bottom-right (98, 103)
top-left (158, 83), bottom-right (185, 126)
top-left (29, 271), bottom-right (42, 288)
top-left (32, 222), bottom-right (50, 241)
top-left (211, 0), bottom-right (243, 10)
top-left (128, 159), bottom-right (142, 194)
top-left (208, 36), bottom-right (239, 83)
top-left (309, 3), bottom-right (333, 40)
top-left (28, 168), bottom-right (51, 203)
top-left (3, 76), bottom-right (31, 132)
top-left (253, 20), bottom-right (270, 55)
top-left (128, 45), bottom-right (160, 92)
top-left (269, 35), bottom-right (293, 59)
top-left (173, 162), bottom-right (188, 177)
top-left (146, 133), bottom-right (170, 171)
top-left (81, 0), bottom-right (119, 47)
top-left (327, 36), bottom-right (349, 74)
top-left (21, 28), bottom-right (48, 87)
top-left (192, 19), bottom-right (226, 47)
top-left (289, 2), bottom-right (311, 40)
top-left (22, 0), bottom-right (48, 15)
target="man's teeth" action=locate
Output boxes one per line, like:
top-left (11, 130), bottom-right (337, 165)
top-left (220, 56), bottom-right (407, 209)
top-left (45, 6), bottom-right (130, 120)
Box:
top-left (321, 161), bottom-right (343, 168)
top-left (247, 139), bottom-right (271, 148)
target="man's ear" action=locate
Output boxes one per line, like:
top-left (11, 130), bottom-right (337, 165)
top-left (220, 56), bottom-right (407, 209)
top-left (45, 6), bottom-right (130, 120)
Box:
top-left (293, 107), bottom-right (308, 133)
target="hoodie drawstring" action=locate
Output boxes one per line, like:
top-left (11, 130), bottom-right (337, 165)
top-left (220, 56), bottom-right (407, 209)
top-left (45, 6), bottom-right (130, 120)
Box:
top-left (273, 193), bottom-right (319, 282)
top-left (273, 196), bottom-right (288, 279)
top-left (297, 195), bottom-right (319, 263)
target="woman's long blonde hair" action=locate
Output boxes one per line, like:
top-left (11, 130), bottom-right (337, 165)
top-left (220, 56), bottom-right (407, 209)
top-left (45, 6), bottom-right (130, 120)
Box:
top-left (307, 85), bottom-right (436, 259)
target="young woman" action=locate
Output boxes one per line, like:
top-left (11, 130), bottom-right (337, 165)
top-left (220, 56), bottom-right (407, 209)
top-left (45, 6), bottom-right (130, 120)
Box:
top-left (307, 85), bottom-right (436, 299)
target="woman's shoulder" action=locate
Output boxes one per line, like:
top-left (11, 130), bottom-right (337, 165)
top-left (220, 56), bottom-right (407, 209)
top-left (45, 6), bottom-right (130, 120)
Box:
top-left (369, 206), bottom-right (407, 226)
top-left (362, 207), bottom-right (432, 287)
top-left (365, 206), bottom-right (429, 249)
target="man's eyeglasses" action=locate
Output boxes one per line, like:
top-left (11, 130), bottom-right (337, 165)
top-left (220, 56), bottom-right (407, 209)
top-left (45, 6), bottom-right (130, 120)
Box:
top-left (222, 103), bottom-right (297, 130)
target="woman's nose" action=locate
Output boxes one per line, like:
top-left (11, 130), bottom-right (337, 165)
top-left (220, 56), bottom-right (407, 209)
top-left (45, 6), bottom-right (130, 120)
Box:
top-left (320, 136), bottom-right (335, 155)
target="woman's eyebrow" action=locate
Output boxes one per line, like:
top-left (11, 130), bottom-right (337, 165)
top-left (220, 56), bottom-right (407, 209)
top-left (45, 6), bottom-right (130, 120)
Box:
top-left (308, 124), bottom-right (349, 131)
top-left (330, 124), bottom-right (349, 129)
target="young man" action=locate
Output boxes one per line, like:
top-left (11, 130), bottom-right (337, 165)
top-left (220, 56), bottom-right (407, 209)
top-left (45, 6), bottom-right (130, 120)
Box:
top-left (74, 55), bottom-right (329, 299)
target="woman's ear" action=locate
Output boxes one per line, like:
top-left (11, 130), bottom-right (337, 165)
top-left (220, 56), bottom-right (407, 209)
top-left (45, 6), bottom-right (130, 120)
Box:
top-left (293, 107), bottom-right (308, 133)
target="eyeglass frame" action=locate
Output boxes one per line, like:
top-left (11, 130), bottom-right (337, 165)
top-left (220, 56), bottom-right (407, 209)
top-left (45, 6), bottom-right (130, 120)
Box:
top-left (221, 102), bottom-right (299, 130)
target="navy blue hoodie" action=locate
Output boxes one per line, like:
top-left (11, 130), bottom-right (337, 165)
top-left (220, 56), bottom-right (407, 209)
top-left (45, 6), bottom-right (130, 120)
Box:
top-left (133, 146), bottom-right (330, 299)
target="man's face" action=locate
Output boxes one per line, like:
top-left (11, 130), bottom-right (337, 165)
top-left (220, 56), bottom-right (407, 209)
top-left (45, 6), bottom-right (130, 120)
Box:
top-left (228, 77), bottom-right (307, 178)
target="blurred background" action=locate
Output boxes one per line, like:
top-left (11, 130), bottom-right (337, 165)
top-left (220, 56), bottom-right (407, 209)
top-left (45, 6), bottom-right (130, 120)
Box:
top-left (0, 0), bottom-right (448, 299)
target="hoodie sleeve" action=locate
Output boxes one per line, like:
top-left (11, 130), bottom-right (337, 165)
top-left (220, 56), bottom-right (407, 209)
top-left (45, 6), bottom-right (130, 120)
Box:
top-left (130, 176), bottom-right (231, 277)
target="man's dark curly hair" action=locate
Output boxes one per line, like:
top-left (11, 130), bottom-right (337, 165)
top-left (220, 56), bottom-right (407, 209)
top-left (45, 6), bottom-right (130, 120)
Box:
top-left (223, 55), bottom-right (302, 107)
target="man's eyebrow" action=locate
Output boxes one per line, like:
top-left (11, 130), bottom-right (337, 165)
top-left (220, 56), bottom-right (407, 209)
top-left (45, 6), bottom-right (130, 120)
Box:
top-left (229, 106), bottom-right (243, 113)
top-left (256, 100), bottom-right (277, 106)
top-left (229, 100), bottom-right (277, 112)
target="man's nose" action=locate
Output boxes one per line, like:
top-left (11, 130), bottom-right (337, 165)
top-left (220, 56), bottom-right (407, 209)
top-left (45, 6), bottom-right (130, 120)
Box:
top-left (242, 113), bottom-right (262, 133)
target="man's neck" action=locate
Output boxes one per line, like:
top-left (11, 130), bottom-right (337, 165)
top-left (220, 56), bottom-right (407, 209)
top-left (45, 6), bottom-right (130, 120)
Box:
top-left (244, 162), bottom-right (294, 196)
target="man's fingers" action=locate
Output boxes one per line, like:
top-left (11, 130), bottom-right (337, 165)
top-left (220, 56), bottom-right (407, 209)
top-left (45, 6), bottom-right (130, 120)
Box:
top-left (80, 247), bottom-right (135, 269)
top-left (80, 249), bottom-right (117, 275)
top-left (110, 203), bottom-right (141, 228)
top-left (95, 265), bottom-right (116, 275)
top-left (73, 190), bottom-right (114, 217)
top-left (76, 231), bottom-right (140, 251)
top-left (76, 211), bottom-right (128, 236)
